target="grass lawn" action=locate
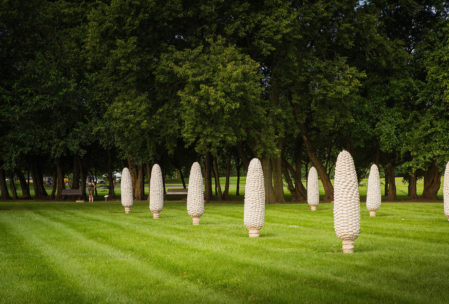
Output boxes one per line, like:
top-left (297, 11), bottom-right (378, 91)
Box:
top-left (0, 201), bottom-right (448, 303)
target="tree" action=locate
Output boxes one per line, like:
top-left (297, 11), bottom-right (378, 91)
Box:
top-left (158, 37), bottom-right (274, 200)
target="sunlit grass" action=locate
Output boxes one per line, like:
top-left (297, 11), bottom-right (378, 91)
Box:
top-left (0, 201), bottom-right (448, 303)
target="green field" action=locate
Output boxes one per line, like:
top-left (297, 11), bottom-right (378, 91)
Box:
top-left (1, 201), bottom-right (448, 303)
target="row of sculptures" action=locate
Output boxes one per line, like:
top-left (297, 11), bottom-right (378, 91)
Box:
top-left (119, 151), bottom-right (449, 254)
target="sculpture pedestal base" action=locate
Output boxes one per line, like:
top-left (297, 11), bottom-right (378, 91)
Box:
top-left (192, 216), bottom-right (200, 225)
top-left (370, 210), bottom-right (376, 217)
top-left (310, 205), bottom-right (317, 211)
top-left (342, 239), bottom-right (354, 254)
top-left (248, 229), bottom-right (260, 238)
top-left (152, 212), bottom-right (160, 219)
top-left (124, 207), bottom-right (131, 214)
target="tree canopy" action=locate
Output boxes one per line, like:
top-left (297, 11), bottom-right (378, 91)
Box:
top-left (1, 0), bottom-right (448, 202)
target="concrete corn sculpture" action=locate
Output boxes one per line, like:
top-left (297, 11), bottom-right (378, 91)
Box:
top-left (444, 162), bottom-right (449, 221)
top-left (244, 158), bottom-right (265, 237)
top-left (149, 164), bottom-right (164, 219)
top-left (307, 166), bottom-right (319, 211)
top-left (334, 150), bottom-right (360, 253)
top-left (120, 167), bottom-right (133, 214)
top-left (366, 164), bottom-right (381, 217)
top-left (187, 162), bottom-right (204, 225)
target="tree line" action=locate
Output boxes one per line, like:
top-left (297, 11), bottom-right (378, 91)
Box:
top-left (1, 0), bottom-right (448, 202)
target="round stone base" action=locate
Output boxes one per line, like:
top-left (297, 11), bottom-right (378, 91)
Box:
top-left (152, 212), bottom-right (160, 219)
top-left (310, 205), bottom-right (317, 211)
top-left (370, 210), bottom-right (376, 217)
top-left (342, 239), bottom-right (354, 253)
top-left (192, 216), bottom-right (200, 225)
top-left (124, 206), bottom-right (131, 214)
top-left (248, 228), bottom-right (260, 238)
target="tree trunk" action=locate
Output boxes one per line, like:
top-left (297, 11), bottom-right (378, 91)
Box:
top-left (127, 158), bottom-right (137, 195)
top-left (31, 161), bottom-right (47, 199)
top-left (146, 163), bottom-right (151, 200)
top-left (282, 157), bottom-right (307, 202)
top-left (375, 149), bottom-right (380, 166)
top-left (0, 169), bottom-right (10, 200)
top-left (134, 165), bottom-right (145, 200)
top-left (94, 171), bottom-right (98, 197)
top-left (422, 162), bottom-right (441, 200)
top-left (298, 123), bottom-right (333, 201)
top-left (212, 157), bottom-right (223, 200)
top-left (107, 151), bottom-right (115, 198)
top-left (236, 158), bottom-right (241, 196)
top-left (56, 158), bottom-right (64, 200)
top-left (9, 175), bottom-right (18, 200)
top-left (79, 158), bottom-right (87, 201)
top-left (204, 153), bottom-right (212, 202)
top-left (17, 171), bottom-right (31, 199)
top-left (408, 171), bottom-right (418, 200)
top-left (384, 166), bottom-right (388, 197)
top-left (72, 156), bottom-right (80, 189)
top-left (262, 157), bottom-right (275, 204)
top-left (237, 142), bottom-right (250, 170)
top-left (294, 149), bottom-right (307, 200)
top-left (162, 167), bottom-right (166, 195)
top-left (271, 155), bottom-right (285, 203)
top-left (282, 161), bottom-right (297, 201)
top-left (51, 170), bottom-right (57, 199)
top-left (386, 164), bottom-right (396, 201)
top-left (38, 164), bottom-right (47, 196)
top-left (223, 156), bottom-right (231, 200)
top-left (179, 168), bottom-right (186, 189)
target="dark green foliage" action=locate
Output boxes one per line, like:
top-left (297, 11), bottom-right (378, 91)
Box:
top-left (0, 0), bottom-right (448, 201)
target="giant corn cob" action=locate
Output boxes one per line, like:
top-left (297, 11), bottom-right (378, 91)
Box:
top-left (366, 164), bottom-right (381, 217)
top-left (307, 166), bottom-right (319, 211)
top-left (149, 164), bottom-right (164, 219)
top-left (444, 162), bottom-right (449, 221)
top-left (187, 162), bottom-right (204, 225)
top-left (244, 158), bottom-right (265, 237)
top-left (120, 167), bottom-right (133, 214)
top-left (334, 150), bottom-right (360, 253)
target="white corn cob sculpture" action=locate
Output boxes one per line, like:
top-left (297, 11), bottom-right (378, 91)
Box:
top-left (307, 166), bottom-right (319, 211)
top-left (334, 150), bottom-right (360, 253)
top-left (121, 167), bottom-right (133, 214)
top-left (244, 158), bottom-right (265, 237)
top-left (444, 162), bottom-right (449, 221)
top-left (187, 162), bottom-right (204, 225)
top-left (149, 164), bottom-right (164, 219)
top-left (366, 164), bottom-right (381, 217)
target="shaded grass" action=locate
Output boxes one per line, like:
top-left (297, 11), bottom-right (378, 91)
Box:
top-left (0, 201), bottom-right (449, 303)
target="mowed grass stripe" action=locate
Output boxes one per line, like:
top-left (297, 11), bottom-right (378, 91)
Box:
top-left (32, 208), bottom-right (383, 303)
top-left (37, 208), bottom-right (326, 303)
top-left (0, 220), bottom-right (88, 304)
top-left (41, 204), bottom-right (440, 303)
top-left (0, 214), bottom-right (129, 304)
top-left (14, 210), bottom-right (240, 304)
top-left (1, 202), bottom-right (449, 303)
top-left (60, 202), bottom-right (448, 270)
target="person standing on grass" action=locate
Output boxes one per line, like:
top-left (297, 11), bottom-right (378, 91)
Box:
top-left (88, 178), bottom-right (95, 202)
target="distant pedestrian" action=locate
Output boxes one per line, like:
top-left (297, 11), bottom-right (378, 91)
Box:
top-left (88, 178), bottom-right (96, 202)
